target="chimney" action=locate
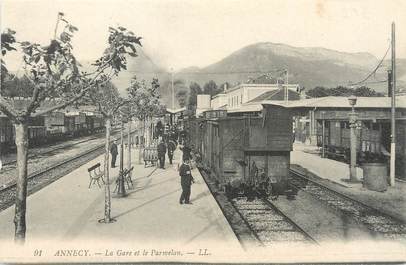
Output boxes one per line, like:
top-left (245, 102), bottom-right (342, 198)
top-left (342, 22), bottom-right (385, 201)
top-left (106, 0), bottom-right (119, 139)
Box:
top-left (300, 86), bottom-right (306, 99)
top-left (223, 83), bottom-right (227, 92)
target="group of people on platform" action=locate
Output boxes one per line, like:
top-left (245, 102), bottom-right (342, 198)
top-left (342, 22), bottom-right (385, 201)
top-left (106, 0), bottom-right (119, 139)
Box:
top-left (157, 138), bottom-right (194, 205)
top-left (109, 120), bottom-right (195, 205)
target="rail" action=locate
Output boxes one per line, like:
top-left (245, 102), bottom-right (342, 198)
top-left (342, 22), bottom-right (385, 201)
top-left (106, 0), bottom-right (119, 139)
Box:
top-left (289, 168), bottom-right (406, 240)
top-left (0, 130), bottom-right (138, 212)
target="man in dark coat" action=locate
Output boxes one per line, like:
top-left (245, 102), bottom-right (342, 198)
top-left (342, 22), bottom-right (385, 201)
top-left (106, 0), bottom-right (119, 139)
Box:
top-left (110, 140), bottom-right (118, 168)
top-left (180, 144), bottom-right (192, 163)
top-left (157, 140), bottom-right (167, 169)
top-left (167, 140), bottom-right (176, 165)
top-left (179, 159), bottom-right (194, 204)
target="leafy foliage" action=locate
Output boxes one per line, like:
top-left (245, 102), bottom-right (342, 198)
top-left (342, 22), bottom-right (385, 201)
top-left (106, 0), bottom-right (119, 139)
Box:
top-left (203, 80), bottom-right (222, 97)
top-left (306, 85), bottom-right (384, 98)
top-left (126, 76), bottom-right (163, 121)
top-left (1, 75), bottom-right (34, 97)
top-left (0, 12), bottom-right (142, 119)
top-left (176, 89), bottom-right (188, 108)
top-left (187, 82), bottom-right (202, 107)
top-left (89, 80), bottom-right (125, 117)
top-left (1, 29), bottom-right (17, 81)
top-left (93, 26), bottom-right (142, 73)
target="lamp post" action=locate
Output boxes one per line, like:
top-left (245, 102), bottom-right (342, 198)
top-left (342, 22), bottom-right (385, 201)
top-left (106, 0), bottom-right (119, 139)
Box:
top-left (127, 117), bottom-right (132, 184)
top-left (115, 117), bottom-right (127, 197)
top-left (348, 95), bottom-right (359, 182)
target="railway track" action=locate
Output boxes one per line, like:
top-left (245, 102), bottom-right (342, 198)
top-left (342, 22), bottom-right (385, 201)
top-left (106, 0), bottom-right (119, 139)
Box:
top-left (198, 166), bottom-right (317, 247)
top-left (0, 130), bottom-right (137, 212)
top-left (289, 169), bottom-right (406, 241)
top-left (1, 130), bottom-right (119, 167)
top-left (231, 197), bottom-right (317, 246)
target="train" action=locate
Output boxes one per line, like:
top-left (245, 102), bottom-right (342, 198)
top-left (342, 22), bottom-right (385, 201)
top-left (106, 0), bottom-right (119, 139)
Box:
top-left (0, 111), bottom-right (105, 153)
top-left (315, 119), bottom-right (390, 163)
top-left (293, 105), bottom-right (406, 179)
top-left (185, 104), bottom-right (293, 199)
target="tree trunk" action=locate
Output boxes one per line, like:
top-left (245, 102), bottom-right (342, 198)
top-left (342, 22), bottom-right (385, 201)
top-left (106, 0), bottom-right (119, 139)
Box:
top-left (127, 121), bottom-right (132, 179)
top-left (103, 118), bottom-right (112, 222)
top-left (14, 122), bottom-right (28, 243)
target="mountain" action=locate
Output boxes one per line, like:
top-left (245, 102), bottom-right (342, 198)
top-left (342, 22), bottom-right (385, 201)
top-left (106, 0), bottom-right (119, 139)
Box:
top-left (176, 42), bottom-right (406, 93)
top-left (111, 47), bottom-right (168, 94)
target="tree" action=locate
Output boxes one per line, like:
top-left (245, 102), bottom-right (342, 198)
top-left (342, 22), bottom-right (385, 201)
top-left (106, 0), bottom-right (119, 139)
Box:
top-left (306, 86), bottom-right (330, 98)
top-left (306, 85), bottom-right (384, 98)
top-left (1, 29), bottom-right (17, 82)
top-left (330, 86), bottom-right (353, 97)
top-left (203, 80), bottom-right (221, 97)
top-left (0, 13), bottom-right (141, 242)
top-left (354, 86), bottom-right (384, 97)
top-left (176, 89), bottom-right (188, 108)
top-left (127, 77), bottom-right (162, 163)
top-left (89, 81), bottom-right (128, 223)
top-left (172, 79), bottom-right (186, 108)
top-left (1, 75), bottom-right (34, 97)
top-left (188, 82), bottom-right (202, 108)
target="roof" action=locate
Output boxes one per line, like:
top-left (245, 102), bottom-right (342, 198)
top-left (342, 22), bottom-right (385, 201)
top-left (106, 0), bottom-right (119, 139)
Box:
top-left (211, 93), bottom-right (226, 99)
top-left (248, 88), bottom-right (301, 103)
top-left (261, 96), bottom-right (406, 109)
top-left (213, 104), bottom-right (228, 110)
top-left (0, 97), bottom-right (99, 116)
top-left (227, 103), bottom-right (263, 113)
top-left (166, 107), bottom-right (186, 114)
top-left (227, 95), bottom-right (406, 115)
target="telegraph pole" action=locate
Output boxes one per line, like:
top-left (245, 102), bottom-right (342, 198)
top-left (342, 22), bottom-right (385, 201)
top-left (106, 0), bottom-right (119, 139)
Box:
top-left (171, 69), bottom-right (175, 126)
top-left (171, 69), bottom-right (175, 110)
top-left (390, 22), bottom-right (396, 186)
top-left (285, 69), bottom-right (289, 103)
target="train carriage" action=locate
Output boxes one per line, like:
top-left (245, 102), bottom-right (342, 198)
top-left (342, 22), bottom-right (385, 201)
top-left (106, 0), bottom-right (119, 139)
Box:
top-left (44, 111), bottom-right (65, 141)
top-left (316, 120), bottom-right (388, 163)
top-left (0, 108), bottom-right (105, 155)
top-left (189, 105), bottom-right (293, 196)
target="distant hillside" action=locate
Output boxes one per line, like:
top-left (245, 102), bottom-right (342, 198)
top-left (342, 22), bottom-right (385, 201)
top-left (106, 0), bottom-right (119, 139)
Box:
top-left (176, 42), bottom-right (406, 93)
top-left (111, 47), bottom-right (168, 95)
top-left (91, 42), bottom-right (406, 107)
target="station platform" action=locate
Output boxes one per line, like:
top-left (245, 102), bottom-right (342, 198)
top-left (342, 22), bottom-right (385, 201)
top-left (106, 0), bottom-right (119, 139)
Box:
top-left (0, 146), bottom-right (242, 263)
top-left (291, 142), bottom-right (406, 223)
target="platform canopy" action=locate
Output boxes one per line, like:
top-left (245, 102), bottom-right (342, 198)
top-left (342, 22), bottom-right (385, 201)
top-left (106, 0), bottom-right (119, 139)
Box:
top-left (260, 95), bottom-right (406, 110)
top-left (165, 107), bottom-right (186, 114)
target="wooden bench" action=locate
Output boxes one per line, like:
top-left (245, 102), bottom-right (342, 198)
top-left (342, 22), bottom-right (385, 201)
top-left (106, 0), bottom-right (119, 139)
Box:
top-left (143, 147), bottom-right (158, 168)
top-left (114, 167), bottom-right (134, 191)
top-left (88, 163), bottom-right (105, 188)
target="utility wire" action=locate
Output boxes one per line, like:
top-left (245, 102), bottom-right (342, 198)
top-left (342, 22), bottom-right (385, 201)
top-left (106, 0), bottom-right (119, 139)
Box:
top-left (348, 44), bottom-right (391, 86)
top-left (117, 69), bottom-right (288, 75)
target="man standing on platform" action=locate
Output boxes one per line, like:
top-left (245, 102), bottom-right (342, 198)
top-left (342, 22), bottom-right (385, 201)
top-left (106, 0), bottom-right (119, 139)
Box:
top-left (167, 139), bottom-right (176, 165)
top-left (157, 139), bottom-right (167, 169)
top-left (110, 140), bottom-right (118, 168)
top-left (179, 158), bottom-right (194, 204)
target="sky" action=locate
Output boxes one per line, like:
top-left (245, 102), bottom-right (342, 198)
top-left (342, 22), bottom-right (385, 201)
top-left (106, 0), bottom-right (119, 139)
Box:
top-left (2, 0), bottom-right (406, 72)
